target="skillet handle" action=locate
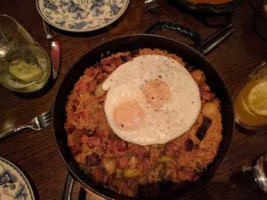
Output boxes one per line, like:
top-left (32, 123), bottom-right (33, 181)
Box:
top-left (199, 14), bottom-right (232, 28)
top-left (201, 23), bottom-right (234, 55)
top-left (62, 173), bottom-right (75, 200)
top-left (145, 21), bottom-right (234, 56)
top-left (145, 21), bottom-right (202, 51)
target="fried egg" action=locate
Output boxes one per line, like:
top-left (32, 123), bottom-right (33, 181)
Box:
top-left (102, 54), bottom-right (201, 146)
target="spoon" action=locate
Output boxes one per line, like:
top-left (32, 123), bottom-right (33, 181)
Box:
top-left (51, 41), bottom-right (60, 80)
top-left (254, 153), bottom-right (267, 193)
top-left (41, 19), bottom-right (60, 80)
top-left (42, 19), bottom-right (52, 40)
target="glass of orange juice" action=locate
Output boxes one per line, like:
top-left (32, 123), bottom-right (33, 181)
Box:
top-left (234, 62), bottom-right (267, 130)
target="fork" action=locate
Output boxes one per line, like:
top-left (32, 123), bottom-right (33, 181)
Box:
top-left (0, 111), bottom-right (52, 141)
top-left (145, 0), bottom-right (160, 15)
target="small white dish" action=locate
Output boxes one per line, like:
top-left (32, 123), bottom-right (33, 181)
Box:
top-left (0, 157), bottom-right (35, 200)
top-left (36, 0), bottom-right (130, 32)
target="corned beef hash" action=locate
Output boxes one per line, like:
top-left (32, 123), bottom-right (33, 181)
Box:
top-left (65, 48), bottom-right (222, 197)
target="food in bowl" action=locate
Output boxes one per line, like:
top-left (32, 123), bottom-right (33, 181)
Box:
top-left (65, 49), bottom-right (223, 197)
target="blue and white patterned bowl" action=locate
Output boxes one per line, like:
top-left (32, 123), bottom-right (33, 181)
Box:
top-left (36, 0), bottom-right (130, 32)
top-left (0, 157), bottom-right (35, 200)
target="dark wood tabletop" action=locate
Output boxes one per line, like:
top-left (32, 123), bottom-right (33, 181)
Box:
top-left (0, 0), bottom-right (267, 199)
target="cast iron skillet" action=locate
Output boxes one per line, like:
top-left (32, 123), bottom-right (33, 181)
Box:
top-left (52, 32), bottom-right (234, 199)
top-left (168, 0), bottom-right (243, 28)
top-left (169, 0), bottom-right (242, 14)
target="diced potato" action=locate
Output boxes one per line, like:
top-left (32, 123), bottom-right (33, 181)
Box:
top-left (116, 169), bottom-right (123, 178)
top-left (129, 156), bottom-right (137, 168)
top-left (95, 84), bottom-right (105, 98)
top-left (160, 156), bottom-right (171, 162)
top-left (202, 101), bottom-right (219, 118)
top-left (103, 157), bottom-right (117, 175)
top-left (191, 70), bottom-right (206, 85)
top-left (124, 168), bottom-right (140, 178)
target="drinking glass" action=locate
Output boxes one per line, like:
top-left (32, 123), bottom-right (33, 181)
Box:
top-left (242, 153), bottom-right (267, 193)
top-left (248, 0), bottom-right (267, 40)
top-left (0, 15), bottom-right (51, 93)
top-left (233, 62), bottom-right (267, 130)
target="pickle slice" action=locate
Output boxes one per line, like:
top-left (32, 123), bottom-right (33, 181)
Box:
top-left (9, 59), bottom-right (42, 82)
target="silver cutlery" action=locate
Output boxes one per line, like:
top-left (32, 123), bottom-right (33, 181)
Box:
top-left (0, 111), bottom-right (52, 141)
top-left (51, 40), bottom-right (60, 80)
top-left (253, 153), bottom-right (267, 193)
top-left (243, 153), bottom-right (267, 193)
top-left (42, 19), bottom-right (53, 40)
top-left (145, 0), bottom-right (160, 15)
top-left (41, 19), bottom-right (60, 80)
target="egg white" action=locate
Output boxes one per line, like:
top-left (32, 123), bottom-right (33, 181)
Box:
top-left (102, 54), bottom-right (201, 146)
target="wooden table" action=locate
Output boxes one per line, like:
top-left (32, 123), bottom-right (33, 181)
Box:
top-left (0, 0), bottom-right (267, 199)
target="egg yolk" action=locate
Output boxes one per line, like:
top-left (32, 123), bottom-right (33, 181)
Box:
top-left (113, 101), bottom-right (144, 130)
top-left (141, 79), bottom-right (171, 109)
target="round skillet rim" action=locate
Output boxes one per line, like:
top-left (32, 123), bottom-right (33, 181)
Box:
top-left (52, 33), bottom-right (235, 200)
top-left (168, 0), bottom-right (243, 14)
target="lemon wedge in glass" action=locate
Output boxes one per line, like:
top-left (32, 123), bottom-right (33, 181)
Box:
top-left (9, 59), bottom-right (42, 83)
top-left (247, 81), bottom-right (267, 116)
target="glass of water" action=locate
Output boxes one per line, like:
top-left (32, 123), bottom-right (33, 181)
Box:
top-left (0, 15), bottom-right (51, 93)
